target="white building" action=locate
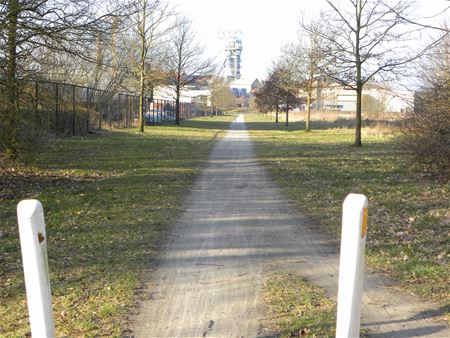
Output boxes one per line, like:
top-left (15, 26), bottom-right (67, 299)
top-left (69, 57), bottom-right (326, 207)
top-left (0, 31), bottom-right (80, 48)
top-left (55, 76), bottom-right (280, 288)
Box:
top-left (154, 86), bottom-right (210, 104)
top-left (316, 85), bottom-right (413, 113)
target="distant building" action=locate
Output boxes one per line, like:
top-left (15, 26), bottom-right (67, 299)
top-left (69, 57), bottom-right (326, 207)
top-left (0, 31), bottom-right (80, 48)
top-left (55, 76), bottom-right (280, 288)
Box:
top-left (251, 79), bottom-right (261, 91)
top-left (229, 78), bottom-right (257, 108)
top-left (310, 84), bottom-right (413, 113)
top-left (154, 86), bottom-right (209, 104)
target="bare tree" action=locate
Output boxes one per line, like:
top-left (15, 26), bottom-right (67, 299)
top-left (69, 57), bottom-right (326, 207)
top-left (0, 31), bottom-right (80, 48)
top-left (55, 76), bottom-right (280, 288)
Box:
top-left (362, 93), bottom-right (387, 116)
top-left (402, 31), bottom-right (450, 170)
top-left (294, 20), bottom-right (329, 131)
top-left (210, 77), bottom-right (236, 112)
top-left (193, 95), bottom-right (209, 116)
top-left (129, 0), bottom-right (173, 132)
top-left (165, 17), bottom-right (213, 125)
top-left (0, 0), bottom-right (117, 158)
top-left (307, 0), bottom-right (449, 146)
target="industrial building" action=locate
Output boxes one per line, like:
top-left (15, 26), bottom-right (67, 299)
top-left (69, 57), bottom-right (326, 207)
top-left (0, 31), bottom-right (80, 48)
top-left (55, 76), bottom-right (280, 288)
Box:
top-left (309, 84), bottom-right (413, 113)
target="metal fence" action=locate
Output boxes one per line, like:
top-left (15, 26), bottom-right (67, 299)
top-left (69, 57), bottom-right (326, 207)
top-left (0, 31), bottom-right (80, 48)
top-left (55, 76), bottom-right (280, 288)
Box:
top-left (22, 80), bottom-right (197, 137)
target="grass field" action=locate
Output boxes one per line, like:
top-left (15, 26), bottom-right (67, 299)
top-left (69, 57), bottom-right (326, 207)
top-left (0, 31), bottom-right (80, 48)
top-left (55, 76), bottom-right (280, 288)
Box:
top-left (246, 114), bottom-right (449, 316)
top-left (263, 273), bottom-right (337, 337)
top-left (1, 113), bottom-right (448, 336)
top-left (0, 116), bottom-right (234, 336)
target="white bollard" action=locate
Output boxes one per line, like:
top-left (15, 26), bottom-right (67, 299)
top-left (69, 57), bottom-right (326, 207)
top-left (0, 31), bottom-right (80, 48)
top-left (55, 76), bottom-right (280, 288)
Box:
top-left (336, 194), bottom-right (368, 338)
top-left (17, 200), bottom-right (56, 338)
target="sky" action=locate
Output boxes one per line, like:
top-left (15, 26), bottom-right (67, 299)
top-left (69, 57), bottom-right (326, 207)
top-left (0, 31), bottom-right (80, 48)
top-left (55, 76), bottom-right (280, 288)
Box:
top-left (169, 0), bottom-right (449, 81)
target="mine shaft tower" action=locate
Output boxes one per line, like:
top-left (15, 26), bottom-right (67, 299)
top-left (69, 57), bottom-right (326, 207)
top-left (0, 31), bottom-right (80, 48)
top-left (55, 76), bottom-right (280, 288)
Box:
top-left (218, 30), bottom-right (242, 81)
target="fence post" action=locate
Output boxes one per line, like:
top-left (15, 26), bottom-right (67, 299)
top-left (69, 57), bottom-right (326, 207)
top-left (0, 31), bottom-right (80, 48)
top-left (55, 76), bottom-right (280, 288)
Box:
top-left (72, 84), bottom-right (76, 135)
top-left (336, 193), bottom-right (368, 338)
top-left (98, 90), bottom-right (102, 131)
top-left (159, 99), bottom-right (162, 123)
top-left (109, 93), bottom-right (112, 129)
top-left (156, 99), bottom-right (159, 124)
top-left (172, 101), bottom-right (175, 121)
top-left (125, 94), bottom-right (130, 127)
top-left (35, 81), bottom-right (39, 135)
top-left (151, 98), bottom-right (154, 124)
top-left (55, 83), bottom-right (59, 134)
top-left (86, 87), bottom-right (90, 133)
top-left (117, 94), bottom-right (121, 127)
top-left (131, 96), bottom-right (135, 126)
top-left (17, 200), bottom-right (56, 337)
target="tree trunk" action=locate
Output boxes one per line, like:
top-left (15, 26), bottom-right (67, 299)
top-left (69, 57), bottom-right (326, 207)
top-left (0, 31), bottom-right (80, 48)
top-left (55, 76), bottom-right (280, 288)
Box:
top-left (275, 105), bottom-right (279, 123)
top-left (138, 8), bottom-right (146, 133)
top-left (306, 92), bottom-right (311, 132)
top-left (94, 30), bottom-right (102, 87)
top-left (354, 0), bottom-right (363, 147)
top-left (148, 83), bottom-right (154, 101)
top-left (175, 86), bottom-right (180, 125)
top-left (111, 17), bottom-right (118, 81)
top-left (138, 38), bottom-right (145, 132)
top-left (285, 104), bottom-right (289, 127)
top-left (139, 77), bottom-right (144, 132)
top-left (3, 0), bottom-right (20, 158)
top-left (355, 82), bottom-right (363, 147)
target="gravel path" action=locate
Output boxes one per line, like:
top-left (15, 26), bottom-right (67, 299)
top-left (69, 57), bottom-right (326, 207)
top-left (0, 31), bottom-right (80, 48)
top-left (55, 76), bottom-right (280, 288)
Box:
top-left (131, 115), bottom-right (448, 337)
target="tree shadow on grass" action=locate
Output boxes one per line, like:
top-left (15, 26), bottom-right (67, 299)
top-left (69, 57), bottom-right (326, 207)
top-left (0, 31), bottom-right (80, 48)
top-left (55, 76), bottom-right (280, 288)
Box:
top-left (0, 126), bottom-right (224, 335)
top-left (180, 118), bottom-right (235, 130)
top-left (180, 116), bottom-right (400, 132)
top-left (244, 118), bottom-right (400, 131)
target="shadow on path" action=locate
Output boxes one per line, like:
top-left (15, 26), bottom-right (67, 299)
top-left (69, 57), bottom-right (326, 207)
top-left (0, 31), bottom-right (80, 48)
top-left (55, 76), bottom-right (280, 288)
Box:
top-left (131, 115), bottom-right (449, 338)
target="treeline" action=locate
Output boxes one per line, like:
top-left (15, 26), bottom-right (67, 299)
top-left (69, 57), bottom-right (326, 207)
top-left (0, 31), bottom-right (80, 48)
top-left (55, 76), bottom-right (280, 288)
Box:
top-left (0, 0), bottom-right (213, 159)
top-left (254, 0), bottom-right (449, 168)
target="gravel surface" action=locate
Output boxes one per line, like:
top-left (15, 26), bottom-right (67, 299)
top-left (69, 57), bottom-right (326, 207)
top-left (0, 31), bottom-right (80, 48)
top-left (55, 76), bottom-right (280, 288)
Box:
top-left (131, 115), bottom-right (449, 338)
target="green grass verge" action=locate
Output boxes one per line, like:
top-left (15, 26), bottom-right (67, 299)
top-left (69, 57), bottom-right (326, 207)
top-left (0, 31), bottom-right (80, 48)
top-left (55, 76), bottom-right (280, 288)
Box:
top-left (0, 116), bottom-right (234, 337)
top-left (263, 273), bottom-right (336, 337)
top-left (246, 114), bottom-right (449, 314)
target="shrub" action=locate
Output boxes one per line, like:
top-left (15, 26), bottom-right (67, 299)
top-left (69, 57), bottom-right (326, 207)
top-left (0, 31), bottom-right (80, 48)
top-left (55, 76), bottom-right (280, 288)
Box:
top-left (402, 35), bottom-right (450, 172)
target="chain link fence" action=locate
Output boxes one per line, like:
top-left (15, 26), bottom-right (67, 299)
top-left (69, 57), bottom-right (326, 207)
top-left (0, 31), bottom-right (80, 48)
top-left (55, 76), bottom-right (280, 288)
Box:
top-left (22, 80), bottom-right (198, 137)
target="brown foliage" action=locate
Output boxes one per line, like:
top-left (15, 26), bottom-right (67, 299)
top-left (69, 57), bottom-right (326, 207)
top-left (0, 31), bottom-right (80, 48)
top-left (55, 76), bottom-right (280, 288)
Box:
top-left (402, 35), bottom-right (450, 172)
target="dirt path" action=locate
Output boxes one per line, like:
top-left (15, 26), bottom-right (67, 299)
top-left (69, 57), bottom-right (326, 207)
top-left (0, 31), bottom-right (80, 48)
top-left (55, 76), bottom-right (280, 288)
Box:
top-left (131, 115), bottom-right (448, 337)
